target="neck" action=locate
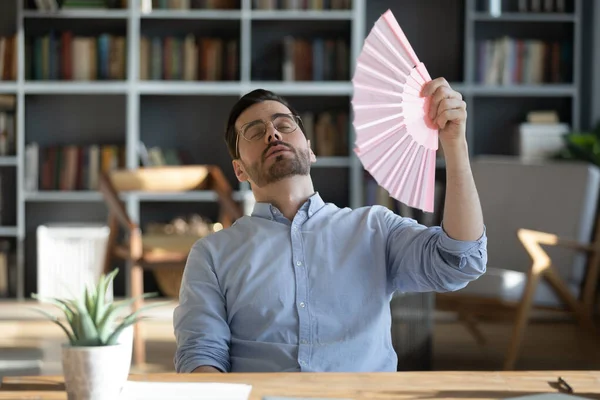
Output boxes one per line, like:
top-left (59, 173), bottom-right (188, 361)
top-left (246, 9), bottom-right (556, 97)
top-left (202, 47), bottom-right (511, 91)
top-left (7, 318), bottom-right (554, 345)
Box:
top-left (252, 175), bottom-right (315, 220)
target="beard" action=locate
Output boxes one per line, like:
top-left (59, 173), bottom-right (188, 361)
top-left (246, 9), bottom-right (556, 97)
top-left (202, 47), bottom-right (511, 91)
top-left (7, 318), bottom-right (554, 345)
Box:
top-left (241, 141), bottom-right (311, 188)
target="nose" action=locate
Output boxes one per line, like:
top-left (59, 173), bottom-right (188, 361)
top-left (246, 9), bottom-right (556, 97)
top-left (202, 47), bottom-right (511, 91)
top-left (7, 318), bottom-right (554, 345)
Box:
top-left (264, 121), bottom-right (282, 144)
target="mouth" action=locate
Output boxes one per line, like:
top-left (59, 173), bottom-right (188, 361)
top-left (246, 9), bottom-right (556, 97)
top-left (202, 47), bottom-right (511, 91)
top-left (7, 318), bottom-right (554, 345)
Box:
top-left (264, 144), bottom-right (292, 160)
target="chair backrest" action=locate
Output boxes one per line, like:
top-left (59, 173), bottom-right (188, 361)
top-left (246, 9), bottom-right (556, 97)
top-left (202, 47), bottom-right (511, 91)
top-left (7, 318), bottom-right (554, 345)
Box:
top-left (471, 155), bottom-right (600, 301)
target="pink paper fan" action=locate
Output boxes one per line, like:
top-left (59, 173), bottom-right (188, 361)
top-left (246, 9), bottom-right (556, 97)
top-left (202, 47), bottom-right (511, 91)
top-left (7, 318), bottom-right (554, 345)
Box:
top-left (351, 9), bottom-right (439, 213)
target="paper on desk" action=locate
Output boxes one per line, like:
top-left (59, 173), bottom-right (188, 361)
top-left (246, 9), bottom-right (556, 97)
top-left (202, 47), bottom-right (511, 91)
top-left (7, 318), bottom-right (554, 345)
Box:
top-left (119, 381), bottom-right (253, 400)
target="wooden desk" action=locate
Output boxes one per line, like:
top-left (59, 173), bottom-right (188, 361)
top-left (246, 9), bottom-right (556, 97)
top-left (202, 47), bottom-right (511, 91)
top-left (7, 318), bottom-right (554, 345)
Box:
top-left (1, 371), bottom-right (600, 400)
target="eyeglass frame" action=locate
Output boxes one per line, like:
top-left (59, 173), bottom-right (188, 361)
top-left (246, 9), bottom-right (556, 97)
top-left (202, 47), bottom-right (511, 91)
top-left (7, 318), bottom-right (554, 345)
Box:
top-left (235, 113), bottom-right (303, 159)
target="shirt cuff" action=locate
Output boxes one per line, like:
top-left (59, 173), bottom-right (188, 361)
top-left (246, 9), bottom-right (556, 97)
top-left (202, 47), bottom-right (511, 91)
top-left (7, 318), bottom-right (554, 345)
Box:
top-left (178, 357), bottom-right (229, 373)
top-left (438, 222), bottom-right (487, 255)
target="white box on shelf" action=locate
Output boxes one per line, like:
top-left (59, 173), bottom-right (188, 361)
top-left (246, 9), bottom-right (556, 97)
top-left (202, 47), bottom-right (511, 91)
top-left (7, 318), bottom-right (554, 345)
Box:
top-left (518, 122), bottom-right (570, 162)
top-left (36, 224), bottom-right (111, 300)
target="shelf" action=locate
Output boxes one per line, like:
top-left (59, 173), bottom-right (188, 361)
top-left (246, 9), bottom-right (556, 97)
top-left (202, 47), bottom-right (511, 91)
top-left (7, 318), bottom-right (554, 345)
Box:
top-left (134, 190), bottom-right (222, 202)
top-left (247, 82), bottom-right (353, 96)
top-left (137, 82), bottom-right (242, 95)
top-left (0, 83), bottom-right (17, 93)
top-left (0, 227), bottom-right (18, 237)
top-left (24, 82), bottom-right (128, 94)
top-left (250, 10), bottom-right (353, 20)
top-left (313, 157), bottom-right (351, 168)
top-left (137, 81), bottom-right (353, 96)
top-left (140, 9), bottom-right (242, 20)
top-left (24, 190), bottom-right (247, 203)
top-left (471, 12), bottom-right (577, 22)
top-left (470, 84), bottom-right (577, 97)
top-left (24, 191), bottom-right (105, 202)
top-left (22, 9), bottom-right (130, 19)
top-left (0, 157), bottom-right (17, 166)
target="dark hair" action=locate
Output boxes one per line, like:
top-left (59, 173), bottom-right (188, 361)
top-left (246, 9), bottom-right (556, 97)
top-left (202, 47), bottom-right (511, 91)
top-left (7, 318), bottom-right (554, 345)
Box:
top-left (224, 89), bottom-right (305, 159)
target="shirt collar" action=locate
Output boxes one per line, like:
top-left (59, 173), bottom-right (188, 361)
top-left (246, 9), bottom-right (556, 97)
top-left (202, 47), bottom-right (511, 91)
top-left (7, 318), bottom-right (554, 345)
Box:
top-left (251, 192), bottom-right (325, 220)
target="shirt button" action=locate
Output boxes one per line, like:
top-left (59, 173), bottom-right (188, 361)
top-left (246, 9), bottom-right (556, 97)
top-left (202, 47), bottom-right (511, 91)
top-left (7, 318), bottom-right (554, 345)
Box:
top-left (296, 261), bottom-right (302, 266)
top-left (299, 360), bottom-right (306, 366)
top-left (300, 339), bottom-right (308, 344)
top-left (299, 302), bottom-right (306, 308)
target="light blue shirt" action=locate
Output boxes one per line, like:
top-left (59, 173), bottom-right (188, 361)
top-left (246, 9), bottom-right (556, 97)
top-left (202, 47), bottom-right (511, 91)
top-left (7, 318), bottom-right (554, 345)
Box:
top-left (173, 192), bottom-right (487, 373)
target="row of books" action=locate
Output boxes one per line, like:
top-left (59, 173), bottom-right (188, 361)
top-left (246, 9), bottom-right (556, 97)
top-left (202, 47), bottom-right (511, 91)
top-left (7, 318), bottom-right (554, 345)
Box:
top-left (253, 0), bottom-right (351, 10)
top-left (144, 0), bottom-right (351, 10)
top-left (475, 37), bottom-right (572, 85)
top-left (143, 0), bottom-right (238, 9)
top-left (482, 0), bottom-right (567, 13)
top-left (26, 0), bottom-right (128, 10)
top-left (0, 96), bottom-right (16, 158)
top-left (140, 35), bottom-right (238, 81)
top-left (24, 143), bottom-right (125, 192)
top-left (0, 240), bottom-right (12, 298)
top-left (0, 36), bottom-right (17, 82)
top-left (26, 32), bottom-right (127, 81)
top-left (264, 36), bottom-right (349, 81)
top-left (300, 110), bottom-right (348, 157)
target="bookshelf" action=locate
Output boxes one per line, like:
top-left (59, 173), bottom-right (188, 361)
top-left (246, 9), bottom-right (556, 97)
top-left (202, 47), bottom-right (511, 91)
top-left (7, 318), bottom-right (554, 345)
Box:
top-left (0, 0), bottom-right (365, 300)
top-left (0, 0), bottom-right (590, 300)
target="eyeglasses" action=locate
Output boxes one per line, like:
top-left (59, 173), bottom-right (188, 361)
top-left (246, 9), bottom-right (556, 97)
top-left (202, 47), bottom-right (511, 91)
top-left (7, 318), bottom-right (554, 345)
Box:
top-left (236, 113), bottom-right (302, 158)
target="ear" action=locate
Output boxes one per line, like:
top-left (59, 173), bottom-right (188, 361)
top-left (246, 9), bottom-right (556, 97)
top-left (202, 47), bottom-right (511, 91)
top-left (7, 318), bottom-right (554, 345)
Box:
top-left (308, 139), bottom-right (317, 163)
top-left (232, 159), bottom-right (248, 183)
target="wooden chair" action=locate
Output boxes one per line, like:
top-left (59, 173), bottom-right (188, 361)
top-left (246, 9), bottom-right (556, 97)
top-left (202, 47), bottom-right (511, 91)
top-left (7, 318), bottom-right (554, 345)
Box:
top-left (436, 156), bottom-right (600, 370)
top-left (98, 165), bottom-right (244, 367)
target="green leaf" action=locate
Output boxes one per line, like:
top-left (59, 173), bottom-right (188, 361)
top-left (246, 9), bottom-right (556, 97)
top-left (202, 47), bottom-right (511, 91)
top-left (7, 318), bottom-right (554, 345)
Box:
top-left (29, 307), bottom-right (76, 344)
top-left (73, 297), bottom-right (101, 345)
top-left (105, 316), bottom-right (147, 345)
top-left (94, 268), bottom-right (118, 325)
top-left (97, 292), bottom-right (161, 343)
top-left (85, 286), bottom-right (96, 321)
top-left (31, 293), bottom-right (76, 326)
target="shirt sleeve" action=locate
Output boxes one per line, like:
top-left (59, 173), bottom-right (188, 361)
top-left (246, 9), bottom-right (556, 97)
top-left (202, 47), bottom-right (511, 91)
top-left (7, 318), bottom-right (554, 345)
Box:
top-left (173, 240), bottom-right (231, 373)
top-left (378, 206), bottom-right (488, 293)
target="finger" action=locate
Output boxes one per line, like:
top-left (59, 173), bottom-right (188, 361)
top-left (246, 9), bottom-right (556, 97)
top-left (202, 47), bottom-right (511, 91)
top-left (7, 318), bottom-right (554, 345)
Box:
top-left (429, 87), bottom-right (462, 120)
top-left (436, 107), bottom-right (467, 130)
top-left (422, 77), bottom-right (449, 97)
top-left (435, 98), bottom-right (466, 120)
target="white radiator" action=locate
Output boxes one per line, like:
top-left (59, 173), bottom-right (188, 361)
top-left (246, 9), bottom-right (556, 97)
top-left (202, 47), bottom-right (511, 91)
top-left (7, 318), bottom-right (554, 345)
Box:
top-left (36, 224), bottom-right (111, 300)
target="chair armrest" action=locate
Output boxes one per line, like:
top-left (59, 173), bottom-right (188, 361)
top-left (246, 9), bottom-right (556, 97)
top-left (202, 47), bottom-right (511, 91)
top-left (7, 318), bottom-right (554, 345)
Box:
top-left (517, 228), bottom-right (597, 274)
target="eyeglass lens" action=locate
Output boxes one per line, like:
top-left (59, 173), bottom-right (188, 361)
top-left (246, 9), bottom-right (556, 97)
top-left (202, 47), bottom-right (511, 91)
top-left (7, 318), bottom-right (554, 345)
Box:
top-left (243, 115), bottom-right (297, 141)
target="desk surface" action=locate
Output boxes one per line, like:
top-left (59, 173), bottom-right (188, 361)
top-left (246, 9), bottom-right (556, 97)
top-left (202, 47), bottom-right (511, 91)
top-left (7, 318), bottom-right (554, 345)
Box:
top-left (1, 371), bottom-right (600, 400)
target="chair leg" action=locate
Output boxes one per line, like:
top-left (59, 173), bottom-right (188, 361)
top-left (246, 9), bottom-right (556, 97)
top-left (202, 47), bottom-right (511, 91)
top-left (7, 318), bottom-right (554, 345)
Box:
top-left (504, 272), bottom-right (540, 371)
top-left (131, 263), bottom-right (146, 366)
top-left (545, 266), bottom-right (597, 336)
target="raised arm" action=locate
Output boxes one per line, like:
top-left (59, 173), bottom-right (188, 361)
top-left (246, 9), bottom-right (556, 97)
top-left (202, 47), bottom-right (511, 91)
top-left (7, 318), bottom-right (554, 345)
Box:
top-left (173, 241), bottom-right (231, 373)
top-left (422, 77), bottom-right (484, 242)
top-left (385, 78), bottom-right (487, 293)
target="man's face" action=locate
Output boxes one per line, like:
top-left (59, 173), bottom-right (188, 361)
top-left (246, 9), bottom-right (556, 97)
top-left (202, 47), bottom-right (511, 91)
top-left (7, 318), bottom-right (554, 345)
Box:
top-left (233, 100), bottom-right (316, 187)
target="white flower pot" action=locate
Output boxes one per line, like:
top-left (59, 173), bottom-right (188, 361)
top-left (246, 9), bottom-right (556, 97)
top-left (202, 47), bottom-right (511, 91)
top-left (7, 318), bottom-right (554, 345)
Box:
top-left (61, 326), bottom-right (133, 400)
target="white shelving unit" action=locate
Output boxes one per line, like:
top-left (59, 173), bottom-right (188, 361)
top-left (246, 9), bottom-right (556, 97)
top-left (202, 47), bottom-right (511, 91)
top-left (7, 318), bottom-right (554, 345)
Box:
top-left (0, 0), bottom-right (366, 300)
top-left (2, 0), bottom-right (585, 300)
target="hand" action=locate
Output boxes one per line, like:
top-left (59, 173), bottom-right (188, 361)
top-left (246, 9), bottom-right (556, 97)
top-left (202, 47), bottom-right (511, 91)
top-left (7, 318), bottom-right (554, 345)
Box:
top-left (422, 77), bottom-right (467, 147)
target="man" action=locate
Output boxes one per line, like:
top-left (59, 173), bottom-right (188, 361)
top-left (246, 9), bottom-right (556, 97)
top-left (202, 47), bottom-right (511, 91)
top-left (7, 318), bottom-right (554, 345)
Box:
top-left (173, 77), bottom-right (487, 373)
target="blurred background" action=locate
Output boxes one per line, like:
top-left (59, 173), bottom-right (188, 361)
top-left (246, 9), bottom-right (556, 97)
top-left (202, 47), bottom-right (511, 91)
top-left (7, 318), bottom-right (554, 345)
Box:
top-left (1, 0), bottom-right (600, 376)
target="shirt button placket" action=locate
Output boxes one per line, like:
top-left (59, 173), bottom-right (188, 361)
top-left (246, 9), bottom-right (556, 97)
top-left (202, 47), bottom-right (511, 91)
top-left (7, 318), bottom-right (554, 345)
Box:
top-left (291, 214), bottom-right (310, 370)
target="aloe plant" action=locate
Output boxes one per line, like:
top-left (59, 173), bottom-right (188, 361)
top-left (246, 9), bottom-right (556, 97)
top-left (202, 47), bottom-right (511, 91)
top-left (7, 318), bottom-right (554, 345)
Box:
top-left (31, 268), bottom-right (168, 346)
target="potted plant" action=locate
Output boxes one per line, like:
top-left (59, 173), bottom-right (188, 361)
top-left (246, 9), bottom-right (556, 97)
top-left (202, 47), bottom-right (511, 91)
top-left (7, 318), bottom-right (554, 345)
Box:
top-left (552, 121), bottom-right (600, 166)
top-left (31, 268), bottom-right (168, 400)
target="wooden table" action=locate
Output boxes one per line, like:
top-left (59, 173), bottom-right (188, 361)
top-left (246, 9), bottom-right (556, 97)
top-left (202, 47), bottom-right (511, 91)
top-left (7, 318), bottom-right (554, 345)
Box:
top-left (1, 371), bottom-right (600, 399)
